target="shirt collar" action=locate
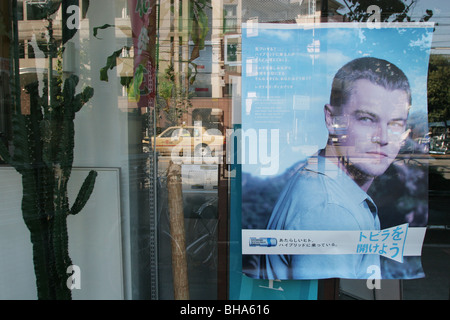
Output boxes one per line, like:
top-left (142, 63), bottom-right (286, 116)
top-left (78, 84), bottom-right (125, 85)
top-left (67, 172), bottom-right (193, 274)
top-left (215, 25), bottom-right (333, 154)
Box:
top-left (304, 152), bottom-right (376, 209)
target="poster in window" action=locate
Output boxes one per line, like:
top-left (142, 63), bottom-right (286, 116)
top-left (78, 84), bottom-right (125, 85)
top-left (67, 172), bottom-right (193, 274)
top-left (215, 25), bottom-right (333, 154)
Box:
top-left (240, 23), bottom-right (434, 280)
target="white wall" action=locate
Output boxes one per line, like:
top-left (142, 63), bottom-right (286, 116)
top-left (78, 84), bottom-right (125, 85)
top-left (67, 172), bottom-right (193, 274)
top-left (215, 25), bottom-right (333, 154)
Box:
top-left (72, 0), bottom-right (134, 299)
top-left (0, 0), bottom-right (139, 299)
top-left (0, 167), bottom-right (124, 300)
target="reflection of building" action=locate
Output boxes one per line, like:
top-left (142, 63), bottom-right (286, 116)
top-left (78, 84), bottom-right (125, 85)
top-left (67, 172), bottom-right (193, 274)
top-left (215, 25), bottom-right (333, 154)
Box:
top-left (17, 1), bottom-right (62, 114)
top-left (15, 0), bottom-right (345, 133)
top-left (157, 0), bottom-right (344, 132)
top-left (157, 0), bottom-right (238, 131)
top-left (242, 0), bottom-right (343, 24)
top-left (12, 0), bottom-right (346, 124)
top-left (16, 0), bottom-right (136, 114)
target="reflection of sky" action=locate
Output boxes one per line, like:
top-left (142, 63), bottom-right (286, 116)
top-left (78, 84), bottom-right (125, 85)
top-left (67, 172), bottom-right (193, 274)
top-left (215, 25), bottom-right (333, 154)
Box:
top-left (334, 0), bottom-right (450, 54)
top-left (241, 24), bottom-right (433, 177)
top-left (413, 0), bottom-right (450, 54)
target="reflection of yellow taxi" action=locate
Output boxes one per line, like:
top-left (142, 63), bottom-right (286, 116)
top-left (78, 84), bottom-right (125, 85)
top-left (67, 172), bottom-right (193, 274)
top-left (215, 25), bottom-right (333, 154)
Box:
top-left (155, 126), bottom-right (224, 157)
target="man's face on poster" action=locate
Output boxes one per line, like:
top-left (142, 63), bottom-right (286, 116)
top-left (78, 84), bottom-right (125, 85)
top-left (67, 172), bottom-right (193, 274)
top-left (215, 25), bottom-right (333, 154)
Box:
top-left (327, 79), bottom-right (410, 178)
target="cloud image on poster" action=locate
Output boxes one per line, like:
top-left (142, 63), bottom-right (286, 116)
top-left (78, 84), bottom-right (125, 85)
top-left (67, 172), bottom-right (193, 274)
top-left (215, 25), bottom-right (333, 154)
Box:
top-left (240, 23), bottom-right (433, 280)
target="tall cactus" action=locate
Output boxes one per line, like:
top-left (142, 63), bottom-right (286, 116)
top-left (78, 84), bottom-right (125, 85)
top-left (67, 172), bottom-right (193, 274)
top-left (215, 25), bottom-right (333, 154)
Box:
top-left (0, 73), bottom-right (96, 299)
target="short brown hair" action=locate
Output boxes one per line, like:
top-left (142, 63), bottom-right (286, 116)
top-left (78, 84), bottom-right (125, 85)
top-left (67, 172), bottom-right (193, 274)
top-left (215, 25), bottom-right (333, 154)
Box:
top-left (330, 57), bottom-right (411, 108)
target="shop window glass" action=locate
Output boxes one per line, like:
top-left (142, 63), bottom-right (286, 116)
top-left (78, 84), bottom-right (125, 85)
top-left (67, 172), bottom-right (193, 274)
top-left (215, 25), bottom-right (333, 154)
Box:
top-left (0, 0), bottom-right (448, 302)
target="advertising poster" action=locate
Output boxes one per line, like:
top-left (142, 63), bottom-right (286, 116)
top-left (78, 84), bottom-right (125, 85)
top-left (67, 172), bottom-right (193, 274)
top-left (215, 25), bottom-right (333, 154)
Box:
top-left (240, 23), bottom-right (434, 280)
top-left (128, 0), bottom-right (157, 110)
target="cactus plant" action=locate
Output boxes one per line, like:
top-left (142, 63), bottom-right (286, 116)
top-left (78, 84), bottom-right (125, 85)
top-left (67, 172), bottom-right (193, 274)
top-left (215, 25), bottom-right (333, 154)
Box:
top-left (0, 0), bottom-right (97, 299)
top-left (0, 72), bottom-right (96, 299)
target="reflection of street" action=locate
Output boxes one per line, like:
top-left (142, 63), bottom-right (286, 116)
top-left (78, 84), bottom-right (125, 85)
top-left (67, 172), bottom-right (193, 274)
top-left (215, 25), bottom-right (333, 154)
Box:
top-left (408, 154), bottom-right (450, 227)
top-left (157, 155), bottom-right (222, 175)
top-left (401, 153), bottom-right (450, 300)
top-left (428, 154), bottom-right (450, 179)
top-left (153, 151), bottom-right (450, 299)
top-left (427, 156), bottom-right (450, 244)
top-left (155, 153), bottom-right (220, 299)
top-left (401, 154), bottom-right (450, 300)
top-left (340, 153), bottom-right (450, 300)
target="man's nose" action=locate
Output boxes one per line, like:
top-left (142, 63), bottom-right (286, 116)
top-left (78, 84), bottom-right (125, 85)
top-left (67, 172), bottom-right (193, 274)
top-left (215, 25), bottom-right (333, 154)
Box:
top-left (372, 125), bottom-right (389, 146)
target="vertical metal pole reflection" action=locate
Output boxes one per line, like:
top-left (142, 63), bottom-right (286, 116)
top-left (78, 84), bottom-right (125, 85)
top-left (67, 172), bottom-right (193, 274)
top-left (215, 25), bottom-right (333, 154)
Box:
top-left (11, 0), bottom-right (21, 115)
top-left (148, 0), bottom-right (161, 300)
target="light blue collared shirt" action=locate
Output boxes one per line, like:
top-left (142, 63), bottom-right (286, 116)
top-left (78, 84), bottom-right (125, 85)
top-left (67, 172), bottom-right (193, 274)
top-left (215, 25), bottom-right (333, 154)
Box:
top-left (255, 154), bottom-right (381, 280)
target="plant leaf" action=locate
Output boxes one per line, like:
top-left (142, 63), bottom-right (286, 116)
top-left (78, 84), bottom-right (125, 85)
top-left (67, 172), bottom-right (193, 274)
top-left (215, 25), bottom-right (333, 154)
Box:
top-left (93, 24), bottom-right (115, 39)
top-left (69, 170), bottom-right (98, 215)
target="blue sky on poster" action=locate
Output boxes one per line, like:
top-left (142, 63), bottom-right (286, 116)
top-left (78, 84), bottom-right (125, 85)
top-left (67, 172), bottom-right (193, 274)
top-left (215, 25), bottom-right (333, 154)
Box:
top-left (241, 23), bottom-right (434, 177)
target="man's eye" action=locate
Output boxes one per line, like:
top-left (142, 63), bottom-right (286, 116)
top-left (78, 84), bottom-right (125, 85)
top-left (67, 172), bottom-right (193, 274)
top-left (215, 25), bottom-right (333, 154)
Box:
top-left (389, 121), bottom-right (405, 127)
top-left (358, 116), bottom-right (374, 123)
top-left (388, 121), bottom-right (406, 133)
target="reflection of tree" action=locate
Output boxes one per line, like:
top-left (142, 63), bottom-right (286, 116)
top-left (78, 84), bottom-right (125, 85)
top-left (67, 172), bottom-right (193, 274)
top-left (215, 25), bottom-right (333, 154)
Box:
top-left (369, 160), bottom-right (428, 229)
top-left (242, 173), bottom-right (284, 229)
top-left (157, 0), bottom-right (211, 300)
top-left (157, 63), bottom-right (193, 126)
top-left (242, 161), bottom-right (306, 229)
top-left (156, 0), bottom-right (211, 128)
top-left (340, 0), bottom-right (433, 22)
top-left (428, 55), bottom-right (450, 123)
top-left (368, 160), bottom-right (428, 279)
top-left (188, 0), bottom-right (211, 85)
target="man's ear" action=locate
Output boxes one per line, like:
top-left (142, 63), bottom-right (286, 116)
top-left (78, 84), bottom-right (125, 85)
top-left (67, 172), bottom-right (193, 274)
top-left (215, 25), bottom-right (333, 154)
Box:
top-left (324, 104), bottom-right (334, 131)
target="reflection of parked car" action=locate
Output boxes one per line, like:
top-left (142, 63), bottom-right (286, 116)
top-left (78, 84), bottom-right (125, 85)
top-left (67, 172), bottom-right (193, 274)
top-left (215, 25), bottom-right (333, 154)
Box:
top-left (155, 126), bottom-right (224, 157)
top-left (413, 136), bottom-right (430, 153)
top-left (430, 135), bottom-right (449, 154)
top-left (329, 115), bottom-right (348, 145)
top-left (399, 135), bottom-right (430, 154)
top-left (142, 136), bottom-right (150, 153)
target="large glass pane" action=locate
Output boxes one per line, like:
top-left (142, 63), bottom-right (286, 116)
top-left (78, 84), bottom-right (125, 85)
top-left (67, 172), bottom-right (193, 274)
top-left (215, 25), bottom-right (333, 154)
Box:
top-left (0, 0), bottom-right (448, 302)
top-left (0, 0), bottom-right (155, 300)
